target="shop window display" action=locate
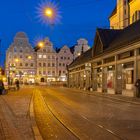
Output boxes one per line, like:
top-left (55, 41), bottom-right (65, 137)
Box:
top-left (97, 68), bottom-right (102, 89)
top-left (107, 71), bottom-right (114, 89)
top-left (123, 69), bottom-right (134, 90)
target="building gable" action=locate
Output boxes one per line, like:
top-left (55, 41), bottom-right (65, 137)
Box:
top-left (93, 31), bottom-right (103, 56)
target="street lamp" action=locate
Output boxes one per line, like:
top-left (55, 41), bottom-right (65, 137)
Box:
top-left (28, 56), bottom-right (32, 60)
top-left (15, 58), bottom-right (19, 63)
top-left (36, 0), bottom-right (61, 25)
top-left (38, 41), bottom-right (45, 48)
top-left (44, 8), bottom-right (53, 18)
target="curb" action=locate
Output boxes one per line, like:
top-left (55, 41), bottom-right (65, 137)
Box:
top-left (30, 92), bottom-right (43, 140)
top-left (66, 88), bottom-right (140, 105)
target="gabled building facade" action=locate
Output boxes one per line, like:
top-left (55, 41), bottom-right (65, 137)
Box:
top-left (56, 45), bottom-right (73, 82)
top-left (5, 32), bottom-right (36, 84)
top-left (74, 39), bottom-right (90, 59)
top-left (36, 38), bottom-right (57, 83)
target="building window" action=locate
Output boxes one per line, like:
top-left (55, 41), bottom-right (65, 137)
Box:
top-left (48, 63), bottom-right (51, 67)
top-left (48, 71), bottom-right (51, 75)
top-left (43, 63), bottom-right (46, 67)
top-left (39, 71), bottom-right (41, 75)
top-left (20, 55), bottom-right (22, 58)
top-left (59, 70), bottom-right (61, 75)
top-left (25, 63), bottom-right (28, 67)
top-left (68, 57), bottom-right (70, 60)
top-left (132, 11), bottom-right (140, 23)
top-left (43, 49), bottom-right (46, 52)
top-left (31, 63), bottom-right (34, 67)
top-left (61, 57), bottom-right (63, 59)
top-left (43, 55), bottom-right (46, 58)
top-left (52, 63), bottom-right (55, 67)
top-left (20, 49), bottom-right (23, 53)
top-left (63, 71), bottom-right (65, 74)
top-left (43, 71), bottom-right (46, 75)
top-left (38, 55), bottom-right (42, 58)
top-left (63, 63), bottom-right (65, 66)
top-left (20, 63), bottom-right (22, 66)
top-left (14, 48), bottom-right (17, 52)
top-left (52, 56), bottom-right (55, 59)
top-left (39, 63), bottom-right (42, 67)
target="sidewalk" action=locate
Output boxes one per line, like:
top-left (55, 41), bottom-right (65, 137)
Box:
top-left (0, 87), bottom-right (35, 140)
top-left (68, 88), bottom-right (140, 105)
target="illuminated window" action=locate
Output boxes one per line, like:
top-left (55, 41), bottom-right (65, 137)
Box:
top-left (132, 11), bottom-right (140, 23)
top-left (31, 63), bottom-right (34, 67)
top-left (43, 55), bottom-right (46, 58)
top-left (38, 55), bottom-right (42, 58)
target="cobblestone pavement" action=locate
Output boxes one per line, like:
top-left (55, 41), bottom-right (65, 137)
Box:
top-left (0, 87), bottom-right (34, 140)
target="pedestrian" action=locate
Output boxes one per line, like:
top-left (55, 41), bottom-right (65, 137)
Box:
top-left (0, 80), bottom-right (4, 95)
top-left (135, 79), bottom-right (140, 98)
top-left (15, 79), bottom-right (20, 90)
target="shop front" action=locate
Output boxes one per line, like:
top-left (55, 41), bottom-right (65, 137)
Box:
top-left (122, 62), bottom-right (134, 97)
top-left (107, 66), bottom-right (115, 94)
top-left (96, 67), bottom-right (102, 92)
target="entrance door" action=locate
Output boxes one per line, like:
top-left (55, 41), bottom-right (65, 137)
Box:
top-left (41, 78), bottom-right (45, 82)
top-left (116, 64), bottom-right (123, 94)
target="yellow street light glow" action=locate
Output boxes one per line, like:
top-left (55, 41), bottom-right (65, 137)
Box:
top-left (28, 56), bottom-right (32, 59)
top-left (44, 8), bottom-right (53, 18)
top-left (15, 59), bottom-right (19, 62)
top-left (38, 41), bottom-right (44, 48)
top-left (77, 53), bottom-right (81, 56)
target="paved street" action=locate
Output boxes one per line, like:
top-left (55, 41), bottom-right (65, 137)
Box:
top-left (0, 86), bottom-right (140, 140)
top-left (35, 87), bottom-right (140, 140)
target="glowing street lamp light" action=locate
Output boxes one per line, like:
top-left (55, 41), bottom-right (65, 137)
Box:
top-left (36, 0), bottom-right (61, 25)
top-left (44, 8), bottom-right (53, 18)
top-left (38, 41), bottom-right (45, 48)
top-left (28, 56), bottom-right (32, 59)
top-left (15, 58), bottom-right (19, 62)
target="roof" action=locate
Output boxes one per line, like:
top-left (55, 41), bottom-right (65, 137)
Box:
top-left (15, 32), bottom-right (28, 39)
top-left (68, 19), bottom-right (140, 69)
top-left (69, 48), bottom-right (92, 68)
top-left (106, 19), bottom-right (140, 52)
top-left (97, 28), bottom-right (121, 49)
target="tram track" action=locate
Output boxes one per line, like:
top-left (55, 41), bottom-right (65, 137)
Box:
top-left (33, 89), bottom-right (79, 140)
top-left (41, 88), bottom-right (127, 140)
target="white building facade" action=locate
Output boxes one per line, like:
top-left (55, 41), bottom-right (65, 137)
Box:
top-left (74, 38), bottom-right (90, 59)
top-left (5, 32), bottom-right (36, 84)
top-left (57, 45), bottom-right (73, 82)
top-left (5, 32), bottom-right (91, 84)
top-left (36, 38), bottom-right (57, 83)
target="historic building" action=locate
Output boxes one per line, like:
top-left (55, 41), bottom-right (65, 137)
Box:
top-left (5, 32), bottom-right (36, 84)
top-left (5, 32), bottom-right (91, 84)
top-left (56, 45), bottom-right (73, 82)
top-left (109, 0), bottom-right (140, 29)
top-left (73, 38), bottom-right (90, 59)
top-left (68, 19), bottom-right (140, 97)
top-left (36, 38), bottom-right (57, 83)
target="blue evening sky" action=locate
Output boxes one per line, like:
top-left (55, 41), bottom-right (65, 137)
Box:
top-left (0, 0), bottom-right (116, 66)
